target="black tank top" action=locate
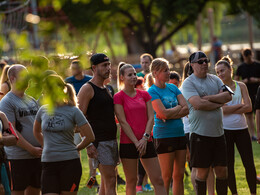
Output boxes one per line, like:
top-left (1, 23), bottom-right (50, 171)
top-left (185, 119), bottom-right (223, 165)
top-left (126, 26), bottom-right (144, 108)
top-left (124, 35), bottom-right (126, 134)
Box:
top-left (86, 82), bottom-right (117, 142)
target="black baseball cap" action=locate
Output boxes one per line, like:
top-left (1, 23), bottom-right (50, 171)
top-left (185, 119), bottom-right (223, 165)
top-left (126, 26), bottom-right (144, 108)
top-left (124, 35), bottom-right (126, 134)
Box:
top-left (90, 53), bottom-right (109, 65)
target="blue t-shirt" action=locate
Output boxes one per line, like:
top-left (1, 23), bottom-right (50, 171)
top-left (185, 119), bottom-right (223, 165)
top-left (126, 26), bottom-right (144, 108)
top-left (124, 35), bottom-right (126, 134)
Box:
top-left (65, 75), bottom-right (92, 94)
top-left (148, 83), bottom-right (184, 139)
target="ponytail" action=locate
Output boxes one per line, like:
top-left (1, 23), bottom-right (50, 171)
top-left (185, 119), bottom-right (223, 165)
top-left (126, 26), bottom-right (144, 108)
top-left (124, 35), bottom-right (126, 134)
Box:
top-left (145, 73), bottom-right (155, 89)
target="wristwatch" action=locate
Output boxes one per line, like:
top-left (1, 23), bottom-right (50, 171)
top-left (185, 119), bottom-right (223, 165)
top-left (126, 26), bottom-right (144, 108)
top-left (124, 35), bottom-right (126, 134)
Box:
top-left (143, 133), bottom-right (150, 140)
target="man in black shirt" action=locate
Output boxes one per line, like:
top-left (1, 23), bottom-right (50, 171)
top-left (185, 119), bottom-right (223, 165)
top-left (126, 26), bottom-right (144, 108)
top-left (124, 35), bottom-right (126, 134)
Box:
top-left (235, 48), bottom-right (260, 141)
top-left (77, 53), bottom-right (118, 195)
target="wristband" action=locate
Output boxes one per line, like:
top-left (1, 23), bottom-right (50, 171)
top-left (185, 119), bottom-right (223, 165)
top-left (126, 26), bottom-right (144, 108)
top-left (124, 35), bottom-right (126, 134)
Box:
top-left (86, 143), bottom-right (93, 148)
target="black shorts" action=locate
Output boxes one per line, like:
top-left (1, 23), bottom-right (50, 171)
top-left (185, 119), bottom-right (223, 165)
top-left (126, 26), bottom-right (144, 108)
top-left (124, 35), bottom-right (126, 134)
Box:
top-left (42, 158), bottom-right (82, 194)
top-left (120, 141), bottom-right (157, 159)
top-left (190, 133), bottom-right (227, 168)
top-left (153, 136), bottom-right (187, 154)
top-left (8, 158), bottom-right (41, 191)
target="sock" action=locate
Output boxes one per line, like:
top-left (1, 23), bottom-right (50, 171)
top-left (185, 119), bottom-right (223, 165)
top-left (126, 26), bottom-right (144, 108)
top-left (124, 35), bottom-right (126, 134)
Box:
top-left (216, 178), bottom-right (228, 195)
top-left (195, 178), bottom-right (206, 195)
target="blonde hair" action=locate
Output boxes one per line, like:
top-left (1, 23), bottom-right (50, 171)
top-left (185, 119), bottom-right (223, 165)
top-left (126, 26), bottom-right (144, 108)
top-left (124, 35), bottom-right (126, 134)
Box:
top-left (43, 75), bottom-right (77, 106)
top-left (117, 62), bottom-right (134, 91)
top-left (144, 73), bottom-right (154, 89)
top-left (146, 58), bottom-right (169, 88)
top-left (0, 65), bottom-right (10, 85)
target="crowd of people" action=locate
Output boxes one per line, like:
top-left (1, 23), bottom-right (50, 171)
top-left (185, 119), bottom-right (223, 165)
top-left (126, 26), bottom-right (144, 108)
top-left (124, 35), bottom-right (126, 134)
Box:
top-left (0, 48), bottom-right (259, 195)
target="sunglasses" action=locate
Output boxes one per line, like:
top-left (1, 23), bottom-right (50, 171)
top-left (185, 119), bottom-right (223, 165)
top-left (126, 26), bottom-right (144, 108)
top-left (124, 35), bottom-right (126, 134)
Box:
top-left (195, 59), bottom-right (210, 64)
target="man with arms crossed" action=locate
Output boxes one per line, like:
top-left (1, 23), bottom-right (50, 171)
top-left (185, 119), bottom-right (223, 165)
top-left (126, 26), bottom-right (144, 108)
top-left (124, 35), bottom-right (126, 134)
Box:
top-left (182, 51), bottom-right (232, 195)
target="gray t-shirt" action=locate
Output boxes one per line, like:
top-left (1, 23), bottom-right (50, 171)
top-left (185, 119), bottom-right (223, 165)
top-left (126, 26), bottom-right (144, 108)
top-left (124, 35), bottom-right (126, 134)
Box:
top-left (182, 73), bottom-right (224, 137)
top-left (36, 105), bottom-right (88, 162)
top-left (0, 92), bottom-right (40, 159)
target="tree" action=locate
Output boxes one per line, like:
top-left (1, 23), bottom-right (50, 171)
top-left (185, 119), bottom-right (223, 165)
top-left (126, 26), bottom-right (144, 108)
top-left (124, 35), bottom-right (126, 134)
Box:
top-left (41, 0), bottom-right (211, 57)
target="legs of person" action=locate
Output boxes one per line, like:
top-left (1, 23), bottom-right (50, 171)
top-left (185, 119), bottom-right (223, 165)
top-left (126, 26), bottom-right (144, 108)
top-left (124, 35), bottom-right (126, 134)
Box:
top-left (191, 168), bottom-right (196, 191)
top-left (214, 166), bottom-right (228, 195)
top-left (98, 164), bottom-right (117, 195)
top-left (99, 176), bottom-right (105, 195)
top-left (207, 167), bottom-right (215, 195)
top-left (121, 159), bottom-right (138, 195)
top-left (235, 129), bottom-right (256, 195)
top-left (172, 149), bottom-right (186, 195)
top-left (137, 159), bottom-right (146, 186)
top-left (245, 113), bottom-right (256, 138)
top-left (196, 167), bottom-right (210, 195)
top-left (157, 152), bottom-right (174, 194)
top-left (224, 130), bottom-right (237, 194)
top-left (141, 157), bottom-right (167, 195)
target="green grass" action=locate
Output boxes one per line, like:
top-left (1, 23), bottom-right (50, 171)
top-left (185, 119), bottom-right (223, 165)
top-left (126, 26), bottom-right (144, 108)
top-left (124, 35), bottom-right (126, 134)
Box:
top-left (78, 142), bottom-right (260, 195)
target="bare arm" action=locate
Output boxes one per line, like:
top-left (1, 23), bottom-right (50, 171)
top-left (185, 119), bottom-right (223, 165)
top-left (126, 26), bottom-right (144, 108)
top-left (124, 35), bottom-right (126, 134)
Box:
top-left (143, 100), bottom-right (154, 135)
top-left (77, 84), bottom-right (94, 116)
top-left (223, 82), bottom-right (252, 115)
top-left (14, 121), bottom-right (42, 158)
top-left (76, 123), bottom-right (95, 151)
top-left (222, 104), bottom-right (243, 115)
top-left (33, 120), bottom-right (43, 147)
top-left (189, 96), bottom-right (223, 111)
top-left (152, 100), bottom-right (182, 120)
top-left (202, 91), bottom-right (232, 104)
top-left (114, 104), bottom-right (139, 146)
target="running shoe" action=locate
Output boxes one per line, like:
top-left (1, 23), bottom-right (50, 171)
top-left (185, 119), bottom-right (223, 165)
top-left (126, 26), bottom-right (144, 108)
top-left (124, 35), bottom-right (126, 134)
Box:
top-left (136, 185), bottom-right (143, 193)
top-left (143, 184), bottom-right (153, 191)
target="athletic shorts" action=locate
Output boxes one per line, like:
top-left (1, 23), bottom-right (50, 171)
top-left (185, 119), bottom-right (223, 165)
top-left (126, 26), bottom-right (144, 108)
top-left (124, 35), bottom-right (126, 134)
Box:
top-left (153, 136), bottom-right (187, 154)
top-left (41, 158), bottom-right (82, 194)
top-left (92, 139), bottom-right (119, 169)
top-left (120, 141), bottom-right (157, 159)
top-left (8, 158), bottom-right (41, 191)
top-left (190, 133), bottom-right (227, 168)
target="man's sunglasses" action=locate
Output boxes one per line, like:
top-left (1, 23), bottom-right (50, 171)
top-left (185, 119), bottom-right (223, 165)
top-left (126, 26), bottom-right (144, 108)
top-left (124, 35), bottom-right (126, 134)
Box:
top-left (195, 59), bottom-right (210, 64)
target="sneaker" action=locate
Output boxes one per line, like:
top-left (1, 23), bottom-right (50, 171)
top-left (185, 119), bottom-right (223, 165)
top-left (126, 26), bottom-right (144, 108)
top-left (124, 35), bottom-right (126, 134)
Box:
top-left (143, 184), bottom-right (153, 192)
top-left (251, 136), bottom-right (257, 141)
top-left (117, 175), bottom-right (126, 185)
top-left (136, 185), bottom-right (143, 193)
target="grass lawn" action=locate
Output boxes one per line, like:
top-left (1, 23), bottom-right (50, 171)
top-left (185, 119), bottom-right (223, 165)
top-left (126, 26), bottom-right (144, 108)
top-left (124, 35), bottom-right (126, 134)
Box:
top-left (78, 142), bottom-right (260, 195)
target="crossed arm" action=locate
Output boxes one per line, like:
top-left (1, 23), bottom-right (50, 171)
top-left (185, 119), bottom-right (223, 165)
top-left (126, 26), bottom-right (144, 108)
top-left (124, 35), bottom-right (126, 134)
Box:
top-left (152, 94), bottom-right (189, 120)
top-left (189, 91), bottom-right (232, 111)
top-left (222, 82), bottom-right (252, 115)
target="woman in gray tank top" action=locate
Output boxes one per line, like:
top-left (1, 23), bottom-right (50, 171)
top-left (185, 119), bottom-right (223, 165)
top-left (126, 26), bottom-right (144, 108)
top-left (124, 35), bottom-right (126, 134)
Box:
top-left (215, 56), bottom-right (256, 195)
top-left (33, 75), bottom-right (95, 195)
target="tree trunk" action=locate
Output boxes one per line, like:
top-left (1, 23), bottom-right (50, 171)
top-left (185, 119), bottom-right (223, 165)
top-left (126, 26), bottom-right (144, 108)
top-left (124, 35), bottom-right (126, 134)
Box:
top-left (121, 27), bottom-right (145, 55)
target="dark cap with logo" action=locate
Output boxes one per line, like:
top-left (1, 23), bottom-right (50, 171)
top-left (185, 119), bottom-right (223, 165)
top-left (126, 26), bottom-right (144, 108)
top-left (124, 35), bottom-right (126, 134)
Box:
top-left (189, 51), bottom-right (207, 63)
top-left (90, 53), bottom-right (109, 65)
